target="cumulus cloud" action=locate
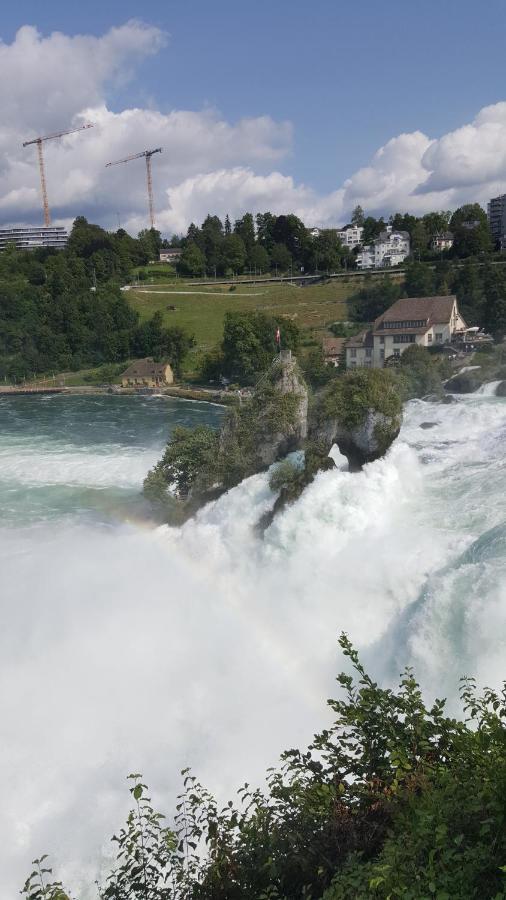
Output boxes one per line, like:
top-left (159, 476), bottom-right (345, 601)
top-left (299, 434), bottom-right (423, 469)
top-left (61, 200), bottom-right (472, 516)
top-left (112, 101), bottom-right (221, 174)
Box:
top-left (2, 21), bottom-right (506, 235)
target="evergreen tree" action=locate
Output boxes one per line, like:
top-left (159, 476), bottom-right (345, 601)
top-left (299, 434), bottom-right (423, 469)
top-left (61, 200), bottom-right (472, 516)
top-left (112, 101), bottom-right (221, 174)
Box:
top-left (351, 204), bottom-right (365, 226)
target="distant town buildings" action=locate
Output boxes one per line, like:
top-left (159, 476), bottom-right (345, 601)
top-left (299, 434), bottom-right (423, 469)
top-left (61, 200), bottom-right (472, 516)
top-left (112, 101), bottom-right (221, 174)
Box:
top-left (120, 358), bottom-right (174, 388)
top-left (0, 226), bottom-right (68, 252)
top-left (487, 194), bottom-right (506, 249)
top-left (307, 225), bottom-right (364, 250)
top-left (356, 226), bottom-right (410, 269)
top-left (337, 224), bottom-right (364, 249)
top-left (159, 248), bottom-right (182, 263)
top-left (431, 232), bottom-right (454, 252)
top-left (344, 295), bottom-right (467, 369)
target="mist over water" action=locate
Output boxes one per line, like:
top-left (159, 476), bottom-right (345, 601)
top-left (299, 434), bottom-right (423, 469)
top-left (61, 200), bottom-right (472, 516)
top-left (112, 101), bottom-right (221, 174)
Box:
top-left (1, 392), bottom-right (505, 896)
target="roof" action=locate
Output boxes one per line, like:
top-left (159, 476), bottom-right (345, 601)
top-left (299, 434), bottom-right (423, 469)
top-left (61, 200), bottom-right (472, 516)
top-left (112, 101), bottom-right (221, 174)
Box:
top-left (373, 296), bottom-right (457, 334)
top-left (322, 336), bottom-right (345, 355)
top-left (121, 358), bottom-right (172, 378)
top-left (345, 330), bottom-right (373, 349)
top-left (377, 229), bottom-right (410, 242)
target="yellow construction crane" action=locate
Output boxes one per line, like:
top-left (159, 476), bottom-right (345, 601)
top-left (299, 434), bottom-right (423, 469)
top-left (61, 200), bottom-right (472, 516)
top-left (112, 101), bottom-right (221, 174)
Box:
top-left (22, 123), bottom-right (94, 227)
top-left (105, 148), bottom-right (163, 229)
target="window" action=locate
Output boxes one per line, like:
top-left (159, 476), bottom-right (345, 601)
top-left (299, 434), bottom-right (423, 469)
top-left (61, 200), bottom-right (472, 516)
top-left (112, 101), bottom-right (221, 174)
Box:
top-left (350, 348), bottom-right (357, 357)
top-left (393, 334), bottom-right (416, 343)
top-left (383, 319), bottom-right (426, 329)
top-left (380, 336), bottom-right (385, 344)
top-left (380, 349), bottom-right (385, 359)
top-left (349, 360), bottom-right (356, 367)
top-left (435, 332), bottom-right (443, 342)
top-left (366, 348), bottom-right (372, 357)
top-left (428, 334), bottom-right (433, 343)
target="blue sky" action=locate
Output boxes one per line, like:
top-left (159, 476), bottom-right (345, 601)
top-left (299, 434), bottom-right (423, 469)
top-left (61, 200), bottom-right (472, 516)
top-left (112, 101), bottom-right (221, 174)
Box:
top-left (5, 0), bottom-right (506, 193)
top-left (2, 1), bottom-right (506, 233)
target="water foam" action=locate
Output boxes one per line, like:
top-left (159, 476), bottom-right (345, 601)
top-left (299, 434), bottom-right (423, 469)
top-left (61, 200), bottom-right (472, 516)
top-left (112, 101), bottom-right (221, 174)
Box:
top-left (0, 393), bottom-right (505, 897)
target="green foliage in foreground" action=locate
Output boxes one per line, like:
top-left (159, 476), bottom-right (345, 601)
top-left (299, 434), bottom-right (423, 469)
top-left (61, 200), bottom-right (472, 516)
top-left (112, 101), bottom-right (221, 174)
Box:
top-left (23, 635), bottom-right (506, 899)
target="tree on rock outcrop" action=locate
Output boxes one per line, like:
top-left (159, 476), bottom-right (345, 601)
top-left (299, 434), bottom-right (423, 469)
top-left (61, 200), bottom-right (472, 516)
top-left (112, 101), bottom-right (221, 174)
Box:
top-left (311, 368), bottom-right (402, 471)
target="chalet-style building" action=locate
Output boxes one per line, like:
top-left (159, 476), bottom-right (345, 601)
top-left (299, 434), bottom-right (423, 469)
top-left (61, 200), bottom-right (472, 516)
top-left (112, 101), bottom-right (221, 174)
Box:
top-left (322, 335), bottom-right (345, 367)
top-left (431, 232), bottom-right (454, 252)
top-left (120, 358), bottom-right (174, 388)
top-left (345, 295), bottom-right (467, 369)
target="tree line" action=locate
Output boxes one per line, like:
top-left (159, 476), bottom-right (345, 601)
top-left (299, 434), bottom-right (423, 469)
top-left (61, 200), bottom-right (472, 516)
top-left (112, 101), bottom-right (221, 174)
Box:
top-left (169, 201), bottom-right (502, 278)
top-left (0, 218), bottom-right (191, 381)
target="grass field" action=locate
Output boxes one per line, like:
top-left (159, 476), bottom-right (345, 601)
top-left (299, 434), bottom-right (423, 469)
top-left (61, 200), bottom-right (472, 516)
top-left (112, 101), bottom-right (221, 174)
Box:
top-left (127, 279), bottom-right (364, 351)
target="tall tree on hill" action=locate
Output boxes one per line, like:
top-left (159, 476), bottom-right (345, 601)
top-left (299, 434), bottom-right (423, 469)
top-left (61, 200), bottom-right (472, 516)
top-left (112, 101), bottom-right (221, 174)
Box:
top-left (422, 210), bottom-right (452, 239)
top-left (389, 212), bottom-right (417, 235)
top-left (138, 228), bottom-right (162, 261)
top-left (249, 244), bottom-right (270, 273)
top-left (201, 215), bottom-right (224, 274)
top-left (234, 213), bottom-right (256, 264)
top-left (450, 204), bottom-right (493, 257)
top-left (221, 233), bottom-right (246, 274)
top-left (351, 205), bottom-right (365, 226)
top-left (256, 212), bottom-right (277, 252)
top-left (410, 220), bottom-right (429, 257)
top-left (273, 214), bottom-right (309, 265)
top-left (309, 229), bottom-right (343, 273)
top-left (361, 216), bottom-right (384, 244)
top-left (481, 264), bottom-right (506, 337)
top-left (451, 259), bottom-right (485, 325)
top-left (271, 242), bottom-right (292, 273)
top-left (185, 223), bottom-right (206, 254)
top-left (177, 242), bottom-right (206, 277)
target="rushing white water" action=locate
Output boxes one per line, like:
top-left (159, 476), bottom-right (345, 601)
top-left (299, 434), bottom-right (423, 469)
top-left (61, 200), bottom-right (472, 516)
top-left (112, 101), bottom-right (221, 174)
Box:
top-left (0, 391), bottom-right (505, 896)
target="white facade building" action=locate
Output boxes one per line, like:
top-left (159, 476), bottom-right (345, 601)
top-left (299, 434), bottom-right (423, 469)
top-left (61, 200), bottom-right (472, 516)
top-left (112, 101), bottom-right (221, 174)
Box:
top-left (0, 226), bottom-right (68, 252)
top-left (345, 295), bottom-right (467, 369)
top-left (356, 226), bottom-right (410, 269)
top-left (337, 224), bottom-right (364, 249)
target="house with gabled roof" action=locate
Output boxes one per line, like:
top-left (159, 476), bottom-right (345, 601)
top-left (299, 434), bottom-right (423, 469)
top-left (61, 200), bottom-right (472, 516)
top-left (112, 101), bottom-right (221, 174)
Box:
top-left (345, 295), bottom-right (467, 369)
top-left (120, 358), bottom-right (174, 388)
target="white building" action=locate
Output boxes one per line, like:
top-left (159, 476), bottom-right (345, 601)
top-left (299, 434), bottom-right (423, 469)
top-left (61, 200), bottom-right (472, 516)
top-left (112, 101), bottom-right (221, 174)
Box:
top-left (0, 225), bottom-right (68, 252)
top-left (159, 248), bottom-right (182, 263)
top-left (345, 295), bottom-right (467, 369)
top-left (337, 224), bottom-right (364, 249)
top-left (356, 225), bottom-right (410, 269)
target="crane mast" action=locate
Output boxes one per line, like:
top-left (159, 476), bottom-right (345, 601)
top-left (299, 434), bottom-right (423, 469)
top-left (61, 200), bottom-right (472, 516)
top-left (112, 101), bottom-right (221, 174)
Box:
top-left (105, 148), bottom-right (162, 229)
top-left (22, 123), bottom-right (94, 227)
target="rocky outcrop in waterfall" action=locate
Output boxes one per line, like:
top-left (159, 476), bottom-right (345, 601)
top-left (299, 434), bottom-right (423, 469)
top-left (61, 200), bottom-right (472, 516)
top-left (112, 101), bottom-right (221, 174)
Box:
top-left (144, 355), bottom-right (402, 525)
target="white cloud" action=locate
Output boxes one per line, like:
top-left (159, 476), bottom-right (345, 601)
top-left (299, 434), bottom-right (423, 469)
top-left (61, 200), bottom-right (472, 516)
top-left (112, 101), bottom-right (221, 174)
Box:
top-left (2, 21), bottom-right (506, 237)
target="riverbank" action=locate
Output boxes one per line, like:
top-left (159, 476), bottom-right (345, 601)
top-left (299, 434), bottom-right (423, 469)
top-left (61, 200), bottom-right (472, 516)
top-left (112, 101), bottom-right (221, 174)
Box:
top-left (0, 382), bottom-right (237, 405)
